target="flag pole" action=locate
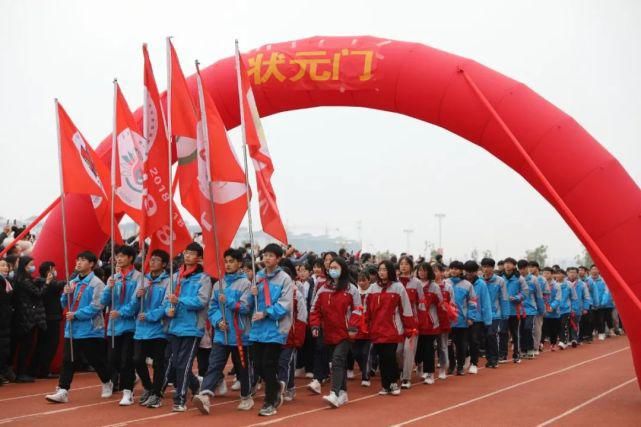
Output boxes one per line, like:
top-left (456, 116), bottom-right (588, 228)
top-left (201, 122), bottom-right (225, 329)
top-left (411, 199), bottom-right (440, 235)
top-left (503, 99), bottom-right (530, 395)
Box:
top-left (110, 79), bottom-right (118, 349)
top-left (195, 60), bottom-right (228, 345)
top-left (140, 49), bottom-right (149, 314)
top-left (234, 40), bottom-right (258, 310)
top-left (166, 37), bottom-right (175, 298)
top-left (55, 99), bottom-right (74, 362)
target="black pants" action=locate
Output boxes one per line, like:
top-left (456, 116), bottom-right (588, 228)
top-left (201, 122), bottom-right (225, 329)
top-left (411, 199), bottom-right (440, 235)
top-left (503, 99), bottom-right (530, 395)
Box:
top-left (596, 308), bottom-right (614, 334)
top-left (133, 338), bottom-right (167, 396)
top-left (312, 332), bottom-right (330, 381)
top-left (251, 342), bottom-right (282, 407)
top-left (197, 347), bottom-right (211, 377)
top-left (351, 339), bottom-right (372, 380)
top-left (559, 314), bottom-right (570, 344)
top-left (327, 340), bottom-right (351, 394)
top-left (0, 335), bottom-right (10, 377)
top-left (580, 311), bottom-right (594, 341)
top-left (469, 322), bottom-right (486, 366)
top-left (485, 320), bottom-right (500, 364)
top-left (373, 342), bottom-right (399, 390)
top-left (30, 320), bottom-right (60, 377)
top-left (108, 332), bottom-right (135, 391)
top-left (59, 338), bottom-right (111, 390)
top-left (202, 343), bottom-right (252, 398)
top-left (450, 327), bottom-right (469, 370)
top-left (519, 315), bottom-right (535, 353)
top-left (297, 327), bottom-right (315, 372)
top-left (12, 327), bottom-right (37, 376)
top-left (418, 334), bottom-right (438, 373)
top-left (543, 317), bottom-right (560, 345)
top-left (500, 316), bottom-right (521, 360)
top-left (167, 335), bottom-right (200, 405)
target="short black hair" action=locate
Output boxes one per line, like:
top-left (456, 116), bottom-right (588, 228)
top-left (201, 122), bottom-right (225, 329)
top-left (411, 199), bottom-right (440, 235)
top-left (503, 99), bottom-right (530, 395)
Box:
top-left (517, 259), bottom-right (529, 269)
top-left (464, 260), bottom-right (479, 273)
top-left (567, 266), bottom-right (578, 273)
top-left (263, 243), bottom-right (284, 258)
top-left (77, 251), bottom-right (98, 264)
top-left (150, 249), bottom-right (169, 265)
top-left (417, 262), bottom-right (435, 281)
top-left (449, 260), bottom-right (464, 270)
top-left (115, 245), bottom-right (136, 259)
top-left (224, 248), bottom-right (244, 262)
top-left (39, 261), bottom-right (55, 278)
top-left (542, 266), bottom-right (554, 273)
top-left (480, 257), bottom-right (496, 268)
top-left (185, 242), bottom-right (204, 257)
top-left (528, 261), bottom-right (540, 269)
top-left (378, 260), bottom-right (397, 283)
top-left (503, 257), bottom-right (517, 266)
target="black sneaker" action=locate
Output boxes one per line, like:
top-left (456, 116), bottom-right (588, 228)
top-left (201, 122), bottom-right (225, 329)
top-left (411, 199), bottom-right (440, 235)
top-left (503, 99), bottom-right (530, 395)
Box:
top-left (139, 389), bottom-right (152, 406)
top-left (146, 395), bottom-right (163, 408)
top-left (15, 375), bottom-right (35, 383)
top-left (456, 369), bottom-right (465, 376)
top-left (259, 404), bottom-right (277, 416)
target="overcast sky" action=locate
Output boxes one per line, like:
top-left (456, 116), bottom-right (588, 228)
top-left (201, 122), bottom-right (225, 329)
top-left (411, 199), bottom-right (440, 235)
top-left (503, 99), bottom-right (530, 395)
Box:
top-left (1, 0), bottom-right (640, 264)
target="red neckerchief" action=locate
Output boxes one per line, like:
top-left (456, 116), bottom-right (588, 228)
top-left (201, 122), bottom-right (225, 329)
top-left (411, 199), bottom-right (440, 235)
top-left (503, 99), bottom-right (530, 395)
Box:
top-left (259, 276), bottom-right (272, 306)
top-left (399, 277), bottom-right (410, 287)
top-left (72, 283), bottom-right (88, 311)
top-left (174, 264), bottom-right (198, 297)
top-left (118, 266), bottom-right (134, 305)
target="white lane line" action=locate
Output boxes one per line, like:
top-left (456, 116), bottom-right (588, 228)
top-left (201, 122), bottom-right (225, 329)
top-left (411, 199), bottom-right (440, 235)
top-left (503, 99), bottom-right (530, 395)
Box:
top-left (389, 346), bottom-right (630, 427)
top-left (0, 384), bottom-right (100, 403)
top-left (0, 398), bottom-right (119, 424)
top-left (536, 377), bottom-right (637, 427)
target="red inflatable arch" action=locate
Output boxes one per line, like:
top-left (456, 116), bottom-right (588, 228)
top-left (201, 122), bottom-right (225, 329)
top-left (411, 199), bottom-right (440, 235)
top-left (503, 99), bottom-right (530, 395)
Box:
top-left (33, 36), bottom-right (641, 385)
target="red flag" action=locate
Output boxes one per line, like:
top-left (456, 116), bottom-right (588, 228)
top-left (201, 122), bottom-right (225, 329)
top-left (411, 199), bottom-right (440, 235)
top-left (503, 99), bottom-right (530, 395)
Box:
top-left (146, 199), bottom-right (192, 263)
top-left (113, 83), bottom-right (145, 226)
top-left (235, 45), bottom-right (288, 244)
top-left (56, 100), bottom-right (112, 236)
top-left (167, 39), bottom-right (200, 220)
top-left (195, 67), bottom-right (248, 278)
top-left (140, 44), bottom-right (179, 244)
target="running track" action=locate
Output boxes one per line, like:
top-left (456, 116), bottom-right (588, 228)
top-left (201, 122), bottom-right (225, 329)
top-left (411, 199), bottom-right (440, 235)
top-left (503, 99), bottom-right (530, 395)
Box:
top-left (0, 336), bottom-right (638, 426)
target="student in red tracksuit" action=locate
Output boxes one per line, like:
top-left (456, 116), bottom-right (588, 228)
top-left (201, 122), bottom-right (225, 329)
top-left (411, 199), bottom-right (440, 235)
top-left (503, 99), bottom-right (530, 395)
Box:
top-left (396, 256), bottom-right (427, 389)
top-left (434, 264), bottom-right (454, 380)
top-left (416, 262), bottom-right (444, 385)
top-left (309, 257), bottom-right (362, 408)
top-left (365, 260), bottom-right (416, 396)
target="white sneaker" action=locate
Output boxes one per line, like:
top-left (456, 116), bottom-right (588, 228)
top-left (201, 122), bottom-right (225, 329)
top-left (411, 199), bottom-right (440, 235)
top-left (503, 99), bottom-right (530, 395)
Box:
top-left (237, 396), bottom-right (254, 411)
top-left (598, 333), bottom-right (606, 341)
top-left (305, 372), bottom-right (314, 379)
top-left (401, 380), bottom-right (411, 389)
top-left (307, 379), bottom-right (321, 394)
top-left (215, 380), bottom-right (228, 396)
top-left (558, 342), bottom-right (567, 350)
top-left (338, 390), bottom-right (348, 405)
top-left (119, 389), bottom-right (134, 406)
top-left (361, 380), bottom-right (371, 387)
top-left (463, 356), bottom-right (471, 370)
top-left (346, 370), bottom-right (355, 380)
top-left (231, 380), bottom-right (241, 391)
top-left (45, 387), bottom-right (68, 403)
top-left (295, 368), bottom-right (306, 378)
top-left (193, 393), bottom-right (211, 415)
top-left (322, 391), bottom-right (340, 408)
top-left (468, 365), bottom-right (478, 375)
top-left (438, 369), bottom-right (447, 380)
top-left (101, 381), bottom-right (114, 398)
top-left (390, 383), bottom-right (401, 396)
top-left (423, 374), bottom-right (435, 385)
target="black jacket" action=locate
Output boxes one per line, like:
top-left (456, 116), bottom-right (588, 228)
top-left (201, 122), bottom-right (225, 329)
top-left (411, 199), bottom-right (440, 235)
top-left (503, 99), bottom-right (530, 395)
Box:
top-left (12, 275), bottom-right (47, 334)
top-left (0, 276), bottom-right (13, 337)
top-left (36, 278), bottom-right (65, 322)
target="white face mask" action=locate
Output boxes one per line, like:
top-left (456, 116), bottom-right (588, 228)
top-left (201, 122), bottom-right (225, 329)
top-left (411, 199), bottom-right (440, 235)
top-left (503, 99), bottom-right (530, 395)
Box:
top-left (8, 271), bottom-right (15, 279)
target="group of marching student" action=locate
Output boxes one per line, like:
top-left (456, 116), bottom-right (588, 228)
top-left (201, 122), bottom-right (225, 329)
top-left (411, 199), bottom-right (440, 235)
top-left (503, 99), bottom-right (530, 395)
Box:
top-left (1, 240), bottom-right (618, 417)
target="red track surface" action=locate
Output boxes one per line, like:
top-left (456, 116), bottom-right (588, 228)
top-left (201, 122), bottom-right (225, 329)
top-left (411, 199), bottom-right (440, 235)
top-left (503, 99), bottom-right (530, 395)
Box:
top-left (0, 336), bottom-right (638, 426)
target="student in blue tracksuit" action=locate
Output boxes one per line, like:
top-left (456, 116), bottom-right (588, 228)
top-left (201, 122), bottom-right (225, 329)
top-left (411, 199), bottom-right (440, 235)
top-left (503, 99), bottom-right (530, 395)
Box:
top-left (588, 265), bottom-right (614, 340)
top-left (45, 251), bottom-right (113, 404)
top-left (480, 258), bottom-right (509, 368)
top-left (528, 261), bottom-right (547, 354)
top-left (163, 242), bottom-right (213, 412)
top-left (466, 261), bottom-right (491, 374)
top-left (500, 258), bottom-right (529, 363)
top-left (542, 267), bottom-right (562, 350)
top-left (101, 245), bottom-right (143, 406)
top-left (249, 243), bottom-right (294, 417)
top-left (517, 260), bottom-right (544, 359)
top-left (193, 248), bottom-right (254, 415)
top-left (567, 267), bottom-right (592, 347)
top-left (578, 266), bottom-right (594, 342)
top-left (133, 249), bottom-right (171, 409)
top-left (447, 261), bottom-right (477, 376)
top-left (555, 269), bottom-right (577, 349)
